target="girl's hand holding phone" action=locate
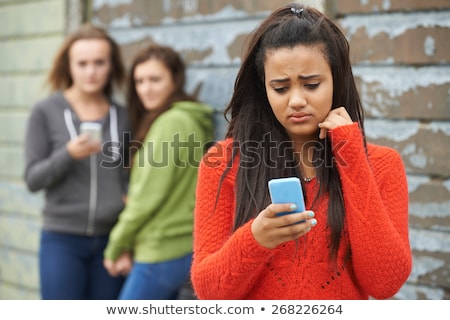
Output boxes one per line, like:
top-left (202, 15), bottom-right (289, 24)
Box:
top-left (251, 204), bottom-right (316, 249)
top-left (251, 177), bottom-right (317, 249)
top-left (67, 134), bottom-right (101, 160)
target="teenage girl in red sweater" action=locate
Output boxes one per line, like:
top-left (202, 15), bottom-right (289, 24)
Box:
top-left (191, 4), bottom-right (412, 299)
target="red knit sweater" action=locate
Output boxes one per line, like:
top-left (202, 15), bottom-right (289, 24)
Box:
top-left (191, 123), bottom-right (412, 300)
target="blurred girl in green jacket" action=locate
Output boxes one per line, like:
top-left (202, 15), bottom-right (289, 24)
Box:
top-left (103, 44), bottom-right (214, 300)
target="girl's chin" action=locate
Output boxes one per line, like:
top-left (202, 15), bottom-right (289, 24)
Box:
top-left (80, 85), bottom-right (105, 94)
top-left (286, 129), bottom-right (320, 142)
top-left (143, 104), bottom-right (164, 112)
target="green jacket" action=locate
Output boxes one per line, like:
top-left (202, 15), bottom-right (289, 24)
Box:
top-left (104, 101), bottom-right (214, 262)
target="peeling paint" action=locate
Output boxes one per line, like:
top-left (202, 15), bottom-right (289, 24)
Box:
top-left (406, 175), bottom-right (430, 193)
top-left (360, 83), bottom-right (399, 116)
top-left (186, 67), bottom-right (237, 110)
top-left (396, 283), bottom-right (445, 300)
top-left (107, 13), bottom-right (133, 28)
top-left (341, 11), bottom-right (450, 39)
top-left (110, 19), bottom-right (260, 64)
top-left (409, 228), bottom-right (450, 253)
top-left (424, 36), bottom-right (435, 56)
top-left (162, 0), bottom-right (199, 14)
top-left (93, 0), bottom-right (132, 10)
top-left (382, 0), bottom-right (391, 11)
top-left (364, 119), bottom-right (419, 141)
top-left (443, 179), bottom-right (450, 192)
top-left (410, 201), bottom-right (450, 218)
top-left (353, 66), bottom-right (450, 98)
top-left (409, 256), bottom-right (445, 282)
top-left (162, 4), bottom-right (250, 23)
top-left (402, 143), bottom-right (416, 156)
top-left (409, 153), bottom-right (427, 169)
top-left (429, 122), bottom-right (450, 136)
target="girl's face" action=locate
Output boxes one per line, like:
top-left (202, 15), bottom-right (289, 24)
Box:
top-left (134, 58), bottom-right (175, 112)
top-left (264, 44), bottom-right (333, 143)
top-left (69, 39), bottom-right (111, 95)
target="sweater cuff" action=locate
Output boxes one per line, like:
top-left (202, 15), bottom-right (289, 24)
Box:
top-left (233, 221), bottom-right (274, 261)
top-left (52, 145), bottom-right (75, 171)
top-left (328, 122), bottom-right (365, 168)
top-left (104, 241), bottom-right (127, 261)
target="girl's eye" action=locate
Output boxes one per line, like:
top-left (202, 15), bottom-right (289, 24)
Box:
top-left (273, 87), bottom-right (288, 94)
top-left (305, 83), bottom-right (320, 90)
top-left (95, 60), bottom-right (106, 66)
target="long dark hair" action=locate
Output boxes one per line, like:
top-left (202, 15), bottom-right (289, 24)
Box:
top-left (223, 4), bottom-right (366, 260)
top-left (127, 44), bottom-right (196, 162)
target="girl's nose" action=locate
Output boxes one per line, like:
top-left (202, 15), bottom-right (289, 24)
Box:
top-left (140, 81), bottom-right (151, 91)
top-left (86, 64), bottom-right (97, 75)
top-left (288, 88), bottom-right (307, 109)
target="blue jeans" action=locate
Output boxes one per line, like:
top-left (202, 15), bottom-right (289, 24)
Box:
top-left (39, 230), bottom-right (124, 300)
top-left (119, 253), bottom-right (193, 300)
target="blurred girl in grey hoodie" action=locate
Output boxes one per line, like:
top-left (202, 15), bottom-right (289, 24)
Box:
top-left (24, 23), bottom-right (130, 300)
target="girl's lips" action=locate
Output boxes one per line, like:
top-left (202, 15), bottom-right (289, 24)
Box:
top-left (289, 112), bottom-right (311, 123)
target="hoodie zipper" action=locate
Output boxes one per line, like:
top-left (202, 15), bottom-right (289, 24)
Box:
top-left (86, 153), bottom-right (98, 235)
top-left (63, 106), bottom-right (119, 235)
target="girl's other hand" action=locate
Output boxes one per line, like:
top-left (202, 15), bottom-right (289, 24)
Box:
top-left (318, 106), bottom-right (353, 139)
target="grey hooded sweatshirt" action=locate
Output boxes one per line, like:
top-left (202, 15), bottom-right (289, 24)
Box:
top-left (24, 92), bottom-right (130, 236)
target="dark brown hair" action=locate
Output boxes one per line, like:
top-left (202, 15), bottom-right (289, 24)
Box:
top-left (126, 44), bottom-right (196, 162)
top-left (46, 23), bottom-right (125, 96)
top-left (223, 4), bottom-right (366, 260)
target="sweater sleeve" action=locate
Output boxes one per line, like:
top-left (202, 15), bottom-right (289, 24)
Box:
top-left (330, 123), bottom-right (412, 299)
top-left (191, 141), bottom-right (275, 299)
top-left (24, 104), bottom-right (74, 192)
top-left (104, 111), bottom-right (192, 260)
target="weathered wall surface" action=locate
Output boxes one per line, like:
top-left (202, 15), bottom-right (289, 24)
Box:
top-left (93, 0), bottom-right (450, 299)
top-left (0, 0), bottom-right (85, 300)
top-left (0, 0), bottom-right (448, 300)
top-left (93, 0), bottom-right (323, 139)
top-left (331, 0), bottom-right (450, 299)
top-left (0, 0), bottom-right (65, 299)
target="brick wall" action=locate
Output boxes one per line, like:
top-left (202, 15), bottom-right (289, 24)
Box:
top-left (0, 0), bottom-right (448, 300)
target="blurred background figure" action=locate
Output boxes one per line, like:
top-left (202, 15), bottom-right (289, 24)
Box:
top-left (23, 23), bottom-right (130, 299)
top-left (103, 44), bottom-right (214, 300)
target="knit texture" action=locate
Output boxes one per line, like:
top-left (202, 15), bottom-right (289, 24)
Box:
top-left (191, 123), bottom-right (411, 300)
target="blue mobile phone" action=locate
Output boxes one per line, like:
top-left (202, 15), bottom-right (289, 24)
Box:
top-left (268, 177), bottom-right (306, 216)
